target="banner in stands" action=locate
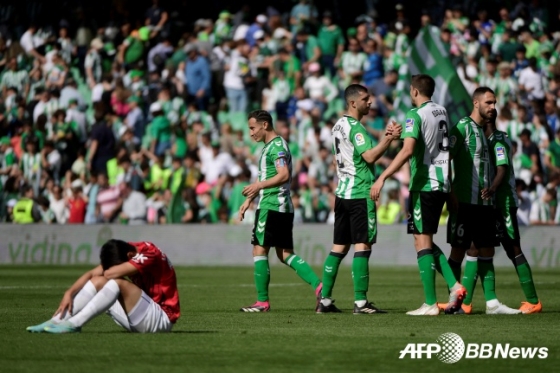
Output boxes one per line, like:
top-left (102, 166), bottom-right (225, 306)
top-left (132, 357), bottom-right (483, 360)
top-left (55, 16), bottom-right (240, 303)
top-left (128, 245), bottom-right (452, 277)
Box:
top-left (0, 225), bottom-right (558, 268)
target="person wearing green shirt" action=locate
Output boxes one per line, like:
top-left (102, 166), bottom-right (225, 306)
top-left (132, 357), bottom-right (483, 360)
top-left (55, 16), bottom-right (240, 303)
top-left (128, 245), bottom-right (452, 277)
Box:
top-left (317, 11), bottom-right (344, 77)
top-left (120, 31), bottom-right (144, 66)
top-left (276, 48), bottom-right (302, 93)
top-left (238, 110), bottom-right (322, 313)
top-left (149, 102), bottom-right (172, 156)
top-left (295, 29), bottom-right (321, 71)
top-left (318, 84), bottom-right (401, 314)
top-left (544, 128), bottom-right (560, 175)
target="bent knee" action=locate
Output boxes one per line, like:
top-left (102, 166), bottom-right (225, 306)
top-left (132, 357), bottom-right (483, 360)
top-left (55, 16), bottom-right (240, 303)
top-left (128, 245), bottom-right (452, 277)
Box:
top-left (90, 275), bottom-right (109, 291)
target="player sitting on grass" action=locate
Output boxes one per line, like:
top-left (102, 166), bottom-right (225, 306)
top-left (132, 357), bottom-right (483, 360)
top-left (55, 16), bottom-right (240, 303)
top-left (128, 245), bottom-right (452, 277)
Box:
top-left (26, 239), bottom-right (180, 333)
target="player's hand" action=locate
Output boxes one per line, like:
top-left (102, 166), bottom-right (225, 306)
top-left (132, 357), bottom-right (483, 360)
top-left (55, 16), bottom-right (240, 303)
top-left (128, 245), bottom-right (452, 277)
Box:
top-left (389, 121), bottom-right (402, 140)
top-left (370, 179), bottom-right (384, 201)
top-left (242, 182), bottom-right (261, 199)
top-left (481, 187), bottom-right (495, 200)
top-left (53, 291), bottom-right (73, 319)
top-left (238, 200), bottom-right (251, 221)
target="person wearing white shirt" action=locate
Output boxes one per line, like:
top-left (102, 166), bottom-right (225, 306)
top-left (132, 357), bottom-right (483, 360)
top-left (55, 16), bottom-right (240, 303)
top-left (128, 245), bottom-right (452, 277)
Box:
top-left (518, 58), bottom-right (545, 102)
top-left (303, 62), bottom-right (337, 115)
top-left (204, 142), bottom-right (235, 185)
top-left (20, 24), bottom-right (45, 63)
top-left (119, 182), bottom-right (147, 225)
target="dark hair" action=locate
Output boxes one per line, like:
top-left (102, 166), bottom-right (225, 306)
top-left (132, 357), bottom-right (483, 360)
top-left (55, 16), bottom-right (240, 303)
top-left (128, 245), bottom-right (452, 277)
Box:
top-left (519, 128), bottom-right (532, 138)
top-left (248, 110), bottom-right (274, 128)
top-left (410, 74), bottom-right (435, 98)
top-left (344, 84), bottom-right (368, 104)
top-left (21, 184), bottom-right (33, 196)
top-left (99, 239), bottom-right (136, 271)
top-left (472, 86), bottom-right (495, 100)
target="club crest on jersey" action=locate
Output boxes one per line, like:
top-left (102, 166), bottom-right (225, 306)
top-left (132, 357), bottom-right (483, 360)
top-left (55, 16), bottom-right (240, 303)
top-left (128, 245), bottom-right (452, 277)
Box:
top-left (405, 118), bottom-right (414, 133)
top-left (496, 146), bottom-right (505, 160)
top-left (277, 151), bottom-right (286, 157)
top-left (354, 133), bottom-right (365, 146)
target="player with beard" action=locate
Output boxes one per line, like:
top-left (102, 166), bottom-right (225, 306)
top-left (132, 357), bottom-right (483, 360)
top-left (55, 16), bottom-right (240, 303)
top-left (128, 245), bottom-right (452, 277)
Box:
top-left (444, 87), bottom-right (520, 315)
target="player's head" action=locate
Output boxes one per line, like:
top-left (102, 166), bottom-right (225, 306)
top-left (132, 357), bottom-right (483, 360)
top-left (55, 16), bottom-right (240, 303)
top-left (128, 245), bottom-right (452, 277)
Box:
top-left (344, 84), bottom-right (371, 116)
top-left (247, 110), bottom-right (274, 143)
top-left (472, 86), bottom-right (497, 121)
top-left (100, 239), bottom-right (137, 270)
top-left (409, 74), bottom-right (435, 106)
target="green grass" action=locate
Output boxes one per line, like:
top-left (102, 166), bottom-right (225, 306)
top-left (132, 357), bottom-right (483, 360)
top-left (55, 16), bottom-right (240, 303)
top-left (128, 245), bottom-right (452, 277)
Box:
top-left (0, 265), bottom-right (558, 373)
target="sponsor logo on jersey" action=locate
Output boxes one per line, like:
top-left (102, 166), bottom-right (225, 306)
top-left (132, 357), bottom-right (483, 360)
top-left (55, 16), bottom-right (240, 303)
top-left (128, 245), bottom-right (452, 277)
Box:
top-left (277, 151), bottom-right (286, 157)
top-left (496, 147), bottom-right (505, 160)
top-left (405, 118), bottom-right (414, 133)
top-left (354, 133), bottom-right (365, 146)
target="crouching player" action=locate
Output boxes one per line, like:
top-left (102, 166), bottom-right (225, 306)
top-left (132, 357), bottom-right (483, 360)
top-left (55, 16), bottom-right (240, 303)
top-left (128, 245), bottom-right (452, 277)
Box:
top-left (27, 239), bottom-right (180, 333)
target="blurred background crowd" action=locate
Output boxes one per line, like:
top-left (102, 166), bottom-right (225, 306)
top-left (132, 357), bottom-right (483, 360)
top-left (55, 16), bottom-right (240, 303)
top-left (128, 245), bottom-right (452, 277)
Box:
top-left (0, 0), bottom-right (559, 226)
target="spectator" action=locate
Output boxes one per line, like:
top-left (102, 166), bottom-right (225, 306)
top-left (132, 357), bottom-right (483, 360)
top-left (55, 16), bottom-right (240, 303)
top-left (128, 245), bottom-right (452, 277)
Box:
top-left (12, 184), bottom-right (42, 224)
top-left (88, 107), bottom-right (116, 175)
top-left (66, 179), bottom-right (86, 224)
top-left (119, 181), bottom-right (147, 225)
top-left (184, 44), bottom-right (212, 111)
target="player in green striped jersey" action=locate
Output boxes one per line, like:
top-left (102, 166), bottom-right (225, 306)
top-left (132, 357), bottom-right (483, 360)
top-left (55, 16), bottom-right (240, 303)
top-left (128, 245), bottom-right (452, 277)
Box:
top-left (370, 74), bottom-right (466, 316)
top-left (238, 110), bottom-right (322, 312)
top-left (446, 87), bottom-right (520, 315)
top-left (317, 84), bottom-right (402, 314)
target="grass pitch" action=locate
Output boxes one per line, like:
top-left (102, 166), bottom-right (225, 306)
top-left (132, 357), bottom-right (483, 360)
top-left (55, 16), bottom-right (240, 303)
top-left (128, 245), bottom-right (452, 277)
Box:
top-left (0, 265), bottom-right (558, 373)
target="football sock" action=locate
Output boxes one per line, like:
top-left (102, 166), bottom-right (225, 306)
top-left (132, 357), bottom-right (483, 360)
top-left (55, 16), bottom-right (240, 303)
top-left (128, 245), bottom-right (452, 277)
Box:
top-left (433, 244), bottom-right (459, 289)
top-left (352, 250), bottom-right (371, 302)
top-left (286, 254), bottom-right (321, 289)
top-left (478, 257), bottom-right (497, 302)
top-left (448, 257), bottom-right (463, 282)
top-left (417, 249), bottom-right (437, 305)
top-left (321, 251), bottom-right (345, 298)
top-left (462, 256), bottom-right (478, 305)
top-left (253, 256), bottom-right (270, 302)
top-left (514, 254), bottom-right (539, 304)
top-left (68, 279), bottom-right (120, 328)
top-left (51, 280), bottom-right (97, 323)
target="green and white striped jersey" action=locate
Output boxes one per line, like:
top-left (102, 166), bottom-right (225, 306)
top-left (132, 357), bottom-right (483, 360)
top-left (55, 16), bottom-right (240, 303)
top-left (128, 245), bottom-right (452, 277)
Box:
top-left (488, 130), bottom-right (519, 209)
top-left (449, 117), bottom-right (493, 206)
top-left (402, 101), bottom-right (451, 192)
top-left (332, 115), bottom-right (375, 199)
top-left (257, 136), bottom-right (294, 213)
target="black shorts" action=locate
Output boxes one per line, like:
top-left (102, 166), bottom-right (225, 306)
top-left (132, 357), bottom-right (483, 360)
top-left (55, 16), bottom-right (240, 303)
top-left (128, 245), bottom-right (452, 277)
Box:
top-left (495, 205), bottom-right (521, 247)
top-left (333, 197), bottom-right (377, 245)
top-left (407, 191), bottom-right (447, 234)
top-left (251, 209), bottom-right (294, 248)
top-left (447, 203), bottom-right (496, 249)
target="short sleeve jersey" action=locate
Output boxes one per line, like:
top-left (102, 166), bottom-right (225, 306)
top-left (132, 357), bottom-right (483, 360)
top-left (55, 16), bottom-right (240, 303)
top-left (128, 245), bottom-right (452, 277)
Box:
top-left (488, 130), bottom-right (519, 209)
top-left (449, 117), bottom-right (493, 206)
top-left (402, 101), bottom-right (450, 192)
top-left (332, 115), bottom-right (375, 199)
top-left (257, 136), bottom-right (293, 213)
top-left (128, 242), bottom-right (180, 323)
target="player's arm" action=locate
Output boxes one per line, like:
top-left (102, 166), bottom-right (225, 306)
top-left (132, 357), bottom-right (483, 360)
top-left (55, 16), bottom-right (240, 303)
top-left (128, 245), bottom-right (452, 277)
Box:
top-left (370, 137), bottom-right (414, 200)
top-left (242, 151), bottom-right (289, 199)
top-left (103, 262), bottom-right (139, 279)
top-left (54, 265), bottom-right (104, 316)
top-left (447, 123), bottom-right (465, 211)
top-left (482, 140), bottom-right (508, 199)
top-left (360, 121), bottom-right (402, 164)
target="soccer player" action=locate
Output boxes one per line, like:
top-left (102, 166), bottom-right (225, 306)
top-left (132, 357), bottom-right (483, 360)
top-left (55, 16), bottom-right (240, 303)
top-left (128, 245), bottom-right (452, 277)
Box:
top-left (238, 110), bottom-right (322, 312)
top-left (316, 84), bottom-right (401, 314)
top-left (445, 87), bottom-right (520, 315)
top-left (26, 239), bottom-right (180, 333)
top-left (440, 115), bottom-right (541, 314)
top-left (370, 74), bottom-right (467, 315)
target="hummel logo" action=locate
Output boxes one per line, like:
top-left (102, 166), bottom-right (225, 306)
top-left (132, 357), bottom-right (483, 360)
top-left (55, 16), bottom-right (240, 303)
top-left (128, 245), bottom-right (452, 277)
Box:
top-left (368, 217), bottom-right (375, 228)
top-left (132, 253), bottom-right (148, 264)
top-left (274, 140), bottom-right (282, 146)
top-left (258, 221), bottom-right (266, 227)
top-left (414, 207), bottom-right (421, 220)
top-left (257, 226), bottom-right (265, 233)
top-left (505, 216), bottom-right (512, 228)
top-left (325, 266), bottom-right (333, 273)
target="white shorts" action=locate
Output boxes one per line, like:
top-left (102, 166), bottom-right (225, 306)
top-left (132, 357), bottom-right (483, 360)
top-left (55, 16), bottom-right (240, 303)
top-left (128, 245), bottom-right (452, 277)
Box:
top-left (106, 290), bottom-right (173, 333)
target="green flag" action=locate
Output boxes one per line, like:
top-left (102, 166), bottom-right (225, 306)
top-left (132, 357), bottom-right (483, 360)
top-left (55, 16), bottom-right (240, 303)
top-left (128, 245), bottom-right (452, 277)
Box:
top-left (393, 26), bottom-right (472, 126)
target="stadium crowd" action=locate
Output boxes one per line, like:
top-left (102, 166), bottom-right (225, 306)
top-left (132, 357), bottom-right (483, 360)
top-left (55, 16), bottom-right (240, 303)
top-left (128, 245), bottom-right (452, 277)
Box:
top-left (0, 0), bottom-right (559, 226)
